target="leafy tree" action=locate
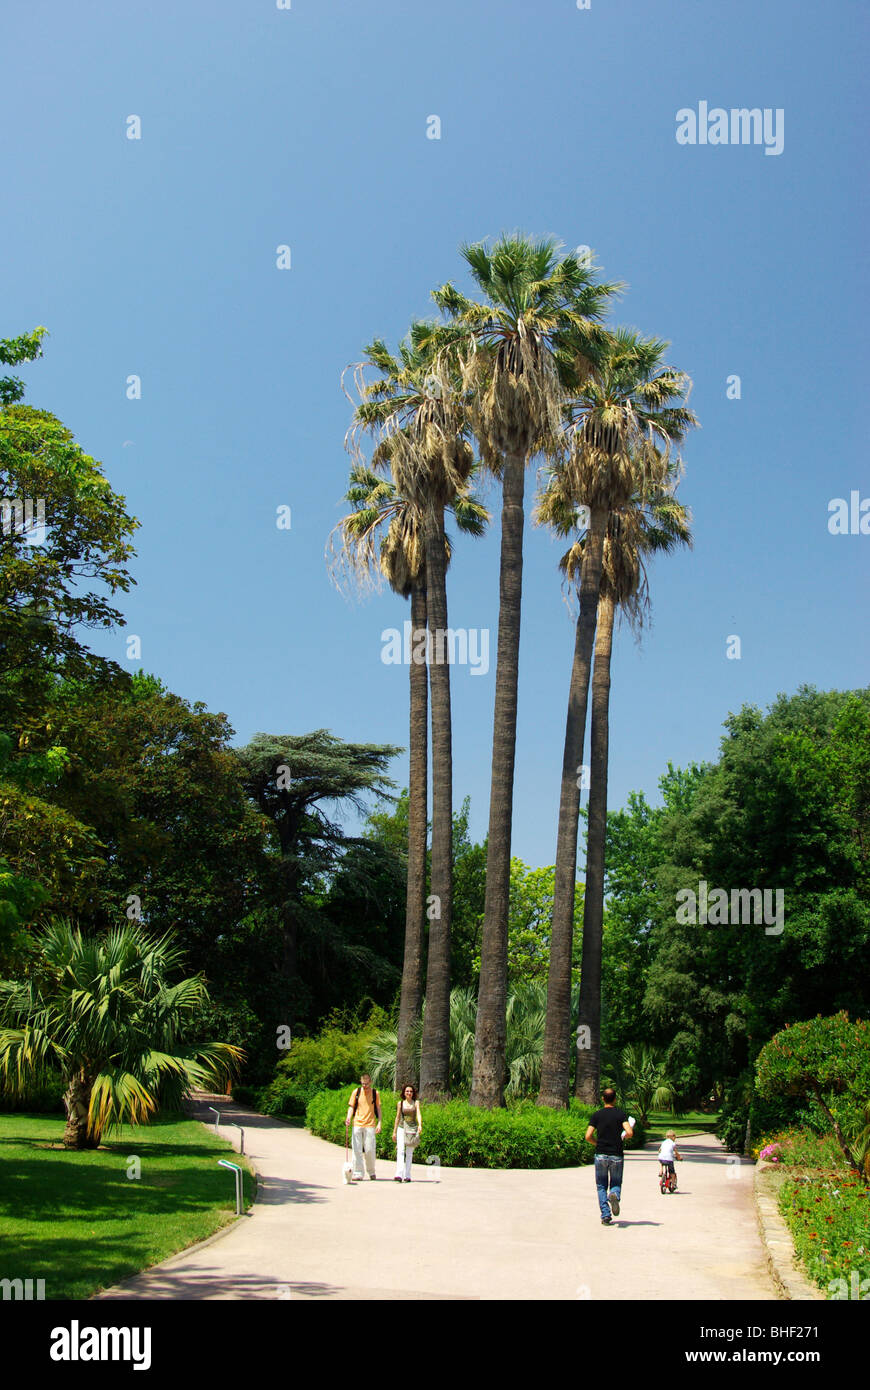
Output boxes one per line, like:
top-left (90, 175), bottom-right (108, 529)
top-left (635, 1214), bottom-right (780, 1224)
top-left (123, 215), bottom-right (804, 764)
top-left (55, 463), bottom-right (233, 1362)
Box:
top-left (235, 730), bottom-right (400, 1024)
top-left (43, 672), bottom-right (267, 945)
top-left (0, 920), bottom-right (241, 1148)
top-left (0, 327), bottom-right (47, 405)
top-left (756, 1013), bottom-right (870, 1179)
top-left (0, 404), bottom-right (137, 731)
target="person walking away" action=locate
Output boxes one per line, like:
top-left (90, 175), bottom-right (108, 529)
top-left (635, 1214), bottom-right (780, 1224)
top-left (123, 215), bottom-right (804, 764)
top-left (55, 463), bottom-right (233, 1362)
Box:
top-left (585, 1087), bottom-right (634, 1225)
top-left (392, 1084), bottom-right (422, 1182)
top-left (345, 1073), bottom-right (381, 1181)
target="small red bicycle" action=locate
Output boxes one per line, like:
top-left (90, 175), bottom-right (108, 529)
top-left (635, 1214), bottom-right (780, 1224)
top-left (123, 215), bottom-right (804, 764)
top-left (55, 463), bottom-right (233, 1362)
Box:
top-left (659, 1164), bottom-right (678, 1194)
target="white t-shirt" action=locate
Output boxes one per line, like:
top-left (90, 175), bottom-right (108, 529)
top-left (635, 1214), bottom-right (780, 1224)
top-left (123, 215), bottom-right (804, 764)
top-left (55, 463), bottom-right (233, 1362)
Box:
top-left (658, 1138), bottom-right (676, 1162)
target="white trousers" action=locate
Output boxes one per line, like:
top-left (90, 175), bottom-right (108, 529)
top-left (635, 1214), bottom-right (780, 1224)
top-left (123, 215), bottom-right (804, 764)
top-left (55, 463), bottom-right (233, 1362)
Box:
top-left (395, 1128), bottom-right (414, 1180)
top-left (352, 1125), bottom-right (376, 1177)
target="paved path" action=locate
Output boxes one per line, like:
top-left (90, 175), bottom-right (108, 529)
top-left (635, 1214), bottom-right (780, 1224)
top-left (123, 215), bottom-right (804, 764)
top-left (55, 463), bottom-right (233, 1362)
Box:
top-left (99, 1102), bottom-right (776, 1301)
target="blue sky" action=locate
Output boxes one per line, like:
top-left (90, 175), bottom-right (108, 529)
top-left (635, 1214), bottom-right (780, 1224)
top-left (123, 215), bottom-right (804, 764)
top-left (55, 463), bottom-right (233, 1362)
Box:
top-left (3, 0), bottom-right (868, 867)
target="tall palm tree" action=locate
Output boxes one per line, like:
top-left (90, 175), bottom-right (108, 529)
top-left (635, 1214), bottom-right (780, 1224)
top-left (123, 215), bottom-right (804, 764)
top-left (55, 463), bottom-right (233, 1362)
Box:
top-left (433, 236), bottom-right (616, 1107)
top-left (346, 328), bottom-right (483, 1099)
top-left (536, 332), bottom-right (696, 1107)
top-left (0, 919), bottom-right (241, 1148)
top-left (575, 481), bottom-right (692, 1103)
top-left (329, 463), bottom-right (485, 1090)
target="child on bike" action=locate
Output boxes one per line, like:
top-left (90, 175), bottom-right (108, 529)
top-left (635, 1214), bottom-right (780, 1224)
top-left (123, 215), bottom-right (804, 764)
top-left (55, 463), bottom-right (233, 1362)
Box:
top-left (658, 1130), bottom-right (681, 1183)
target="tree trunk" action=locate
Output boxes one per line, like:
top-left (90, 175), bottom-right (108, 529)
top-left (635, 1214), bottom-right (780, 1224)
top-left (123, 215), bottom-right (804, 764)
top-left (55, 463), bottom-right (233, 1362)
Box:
top-left (537, 507), bottom-right (607, 1108)
top-left (470, 450), bottom-right (525, 1108)
top-left (574, 589), bottom-right (615, 1104)
top-left (396, 575), bottom-right (428, 1090)
top-left (63, 1071), bottom-right (98, 1149)
top-left (419, 510), bottom-right (452, 1101)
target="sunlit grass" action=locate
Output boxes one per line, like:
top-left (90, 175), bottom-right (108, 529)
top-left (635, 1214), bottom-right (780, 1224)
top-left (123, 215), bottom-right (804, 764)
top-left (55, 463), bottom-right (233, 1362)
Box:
top-left (0, 1111), bottom-right (254, 1300)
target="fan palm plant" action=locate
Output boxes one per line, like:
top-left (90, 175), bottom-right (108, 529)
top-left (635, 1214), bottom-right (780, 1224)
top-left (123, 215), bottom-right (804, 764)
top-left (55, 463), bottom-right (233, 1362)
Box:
top-left (536, 331), bottom-right (696, 1107)
top-left (0, 919), bottom-right (242, 1148)
top-left (368, 980), bottom-right (556, 1100)
top-left (603, 1042), bottom-right (678, 1125)
top-left (345, 327), bottom-right (485, 1099)
top-left (433, 235), bottom-right (617, 1108)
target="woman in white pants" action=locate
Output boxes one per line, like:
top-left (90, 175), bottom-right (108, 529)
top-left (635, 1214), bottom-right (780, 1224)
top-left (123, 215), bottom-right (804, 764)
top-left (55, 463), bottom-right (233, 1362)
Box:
top-left (392, 1084), bottom-right (422, 1182)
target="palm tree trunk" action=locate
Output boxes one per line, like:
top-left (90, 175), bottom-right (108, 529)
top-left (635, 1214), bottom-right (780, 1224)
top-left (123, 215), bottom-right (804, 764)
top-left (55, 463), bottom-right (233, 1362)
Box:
top-left (396, 575), bottom-right (428, 1089)
top-left (63, 1070), bottom-right (97, 1149)
top-left (574, 589), bottom-right (615, 1103)
top-left (470, 449), bottom-right (525, 1109)
top-left (419, 510), bottom-right (452, 1101)
top-left (537, 506), bottom-right (608, 1108)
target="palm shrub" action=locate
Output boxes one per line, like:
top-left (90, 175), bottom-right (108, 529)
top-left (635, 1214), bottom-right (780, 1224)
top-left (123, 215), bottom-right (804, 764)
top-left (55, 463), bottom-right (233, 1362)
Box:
top-left (604, 1042), bottom-right (678, 1124)
top-left (0, 919), bottom-right (242, 1148)
top-left (368, 982), bottom-right (550, 1100)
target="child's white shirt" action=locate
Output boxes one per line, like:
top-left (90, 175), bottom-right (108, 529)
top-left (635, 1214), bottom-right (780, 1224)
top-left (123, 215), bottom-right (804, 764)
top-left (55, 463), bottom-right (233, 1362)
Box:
top-left (658, 1138), bottom-right (676, 1162)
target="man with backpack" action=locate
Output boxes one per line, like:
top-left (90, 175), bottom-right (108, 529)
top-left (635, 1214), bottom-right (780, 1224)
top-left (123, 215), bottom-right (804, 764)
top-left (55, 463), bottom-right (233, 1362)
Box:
top-left (345, 1073), bottom-right (382, 1181)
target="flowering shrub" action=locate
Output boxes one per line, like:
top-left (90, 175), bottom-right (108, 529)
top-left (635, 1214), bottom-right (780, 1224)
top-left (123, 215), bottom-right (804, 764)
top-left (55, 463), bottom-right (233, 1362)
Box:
top-left (753, 1128), bottom-right (843, 1167)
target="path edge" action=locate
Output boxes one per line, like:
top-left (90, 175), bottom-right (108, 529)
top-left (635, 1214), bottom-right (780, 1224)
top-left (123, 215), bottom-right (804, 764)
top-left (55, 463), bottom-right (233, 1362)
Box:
top-left (753, 1161), bottom-right (825, 1302)
top-left (91, 1103), bottom-right (260, 1300)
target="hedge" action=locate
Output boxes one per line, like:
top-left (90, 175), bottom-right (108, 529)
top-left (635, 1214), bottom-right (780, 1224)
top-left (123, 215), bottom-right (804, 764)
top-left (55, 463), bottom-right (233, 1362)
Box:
top-left (305, 1088), bottom-right (646, 1169)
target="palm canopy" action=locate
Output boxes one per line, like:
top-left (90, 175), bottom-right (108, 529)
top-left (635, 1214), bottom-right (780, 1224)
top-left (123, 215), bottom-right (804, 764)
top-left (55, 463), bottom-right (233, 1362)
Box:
top-left (556, 327), bottom-right (697, 514)
top-left (346, 320), bottom-right (476, 516)
top-left (328, 462), bottom-right (487, 599)
top-left (536, 450), bottom-right (693, 628)
top-left (432, 234), bottom-right (621, 465)
top-left (0, 919), bottom-right (242, 1145)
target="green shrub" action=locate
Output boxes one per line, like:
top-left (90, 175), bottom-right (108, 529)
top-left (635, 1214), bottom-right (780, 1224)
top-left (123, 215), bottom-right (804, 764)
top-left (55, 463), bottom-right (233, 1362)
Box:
top-left (756, 1013), bottom-right (870, 1174)
top-left (0, 1073), bottom-right (65, 1114)
top-left (258, 1077), bottom-right (320, 1118)
top-left (231, 1084), bottom-right (260, 1108)
top-left (306, 1087), bottom-right (646, 1169)
top-left (274, 1006), bottom-right (391, 1091)
top-left (717, 1070), bottom-right (827, 1153)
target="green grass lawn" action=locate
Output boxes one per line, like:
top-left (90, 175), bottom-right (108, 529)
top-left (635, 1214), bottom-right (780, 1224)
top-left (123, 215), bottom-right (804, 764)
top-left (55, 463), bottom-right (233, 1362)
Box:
top-left (0, 1111), bottom-right (255, 1300)
top-left (644, 1110), bottom-right (720, 1145)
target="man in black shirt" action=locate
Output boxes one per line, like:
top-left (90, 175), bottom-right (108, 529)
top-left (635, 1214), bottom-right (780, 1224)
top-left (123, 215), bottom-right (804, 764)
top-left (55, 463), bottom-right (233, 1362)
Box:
top-left (585, 1088), bottom-right (634, 1224)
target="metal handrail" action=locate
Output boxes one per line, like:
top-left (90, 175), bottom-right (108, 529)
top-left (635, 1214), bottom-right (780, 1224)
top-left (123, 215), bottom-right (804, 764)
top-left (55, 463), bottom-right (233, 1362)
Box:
top-left (218, 1159), bottom-right (243, 1215)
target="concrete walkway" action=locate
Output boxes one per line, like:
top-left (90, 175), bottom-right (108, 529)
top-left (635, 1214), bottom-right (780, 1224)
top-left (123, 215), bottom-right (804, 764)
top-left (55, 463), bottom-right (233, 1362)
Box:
top-left (99, 1102), bottom-right (776, 1301)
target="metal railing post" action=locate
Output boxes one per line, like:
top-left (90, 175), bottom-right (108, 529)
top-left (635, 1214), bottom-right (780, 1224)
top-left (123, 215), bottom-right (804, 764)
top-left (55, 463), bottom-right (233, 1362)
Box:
top-left (218, 1159), bottom-right (243, 1216)
top-left (208, 1106), bottom-right (221, 1133)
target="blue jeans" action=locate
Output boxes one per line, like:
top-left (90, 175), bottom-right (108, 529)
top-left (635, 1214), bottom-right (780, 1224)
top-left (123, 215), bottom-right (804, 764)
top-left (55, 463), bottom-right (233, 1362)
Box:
top-left (595, 1154), bottom-right (623, 1219)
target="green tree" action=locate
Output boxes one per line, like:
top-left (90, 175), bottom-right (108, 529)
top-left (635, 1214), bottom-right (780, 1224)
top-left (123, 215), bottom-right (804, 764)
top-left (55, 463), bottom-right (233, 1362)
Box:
top-left (756, 1013), bottom-right (870, 1179)
top-left (235, 730), bottom-right (400, 1025)
top-left (0, 919), bottom-right (242, 1149)
top-left (0, 404), bottom-right (138, 732)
